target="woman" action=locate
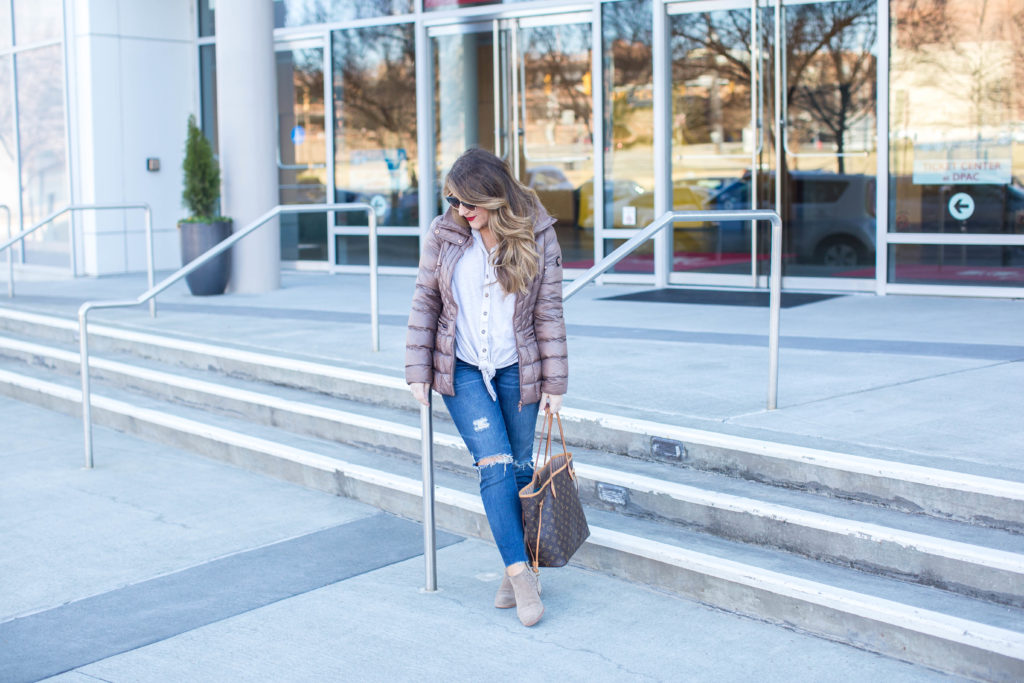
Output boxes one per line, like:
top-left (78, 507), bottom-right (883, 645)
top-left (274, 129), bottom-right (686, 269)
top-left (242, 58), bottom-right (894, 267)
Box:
top-left (406, 148), bottom-right (568, 627)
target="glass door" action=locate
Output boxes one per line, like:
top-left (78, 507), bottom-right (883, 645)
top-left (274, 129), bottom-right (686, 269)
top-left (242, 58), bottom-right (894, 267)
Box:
top-left (666, 0), bottom-right (878, 287)
top-left (669, 0), bottom-right (763, 285)
top-left (275, 40), bottom-right (328, 263)
top-left (331, 22), bottom-right (420, 271)
top-left (777, 0), bottom-right (878, 281)
top-left (430, 12), bottom-right (594, 266)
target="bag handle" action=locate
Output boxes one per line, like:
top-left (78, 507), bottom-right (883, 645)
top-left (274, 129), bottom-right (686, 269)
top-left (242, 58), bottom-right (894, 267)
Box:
top-left (533, 411), bottom-right (571, 472)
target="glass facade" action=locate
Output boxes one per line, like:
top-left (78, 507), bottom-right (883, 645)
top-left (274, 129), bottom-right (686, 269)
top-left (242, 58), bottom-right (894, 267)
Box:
top-left (425, 0), bottom-right (532, 11)
top-left (276, 45), bottom-right (328, 262)
top-left (1, 3), bottom-right (10, 49)
top-left (199, 45), bottom-right (217, 152)
top-left (198, 0), bottom-right (214, 37)
top-left (668, 0), bottom-right (878, 280)
top-left (889, 0), bottom-right (1024, 285)
top-left (333, 22), bottom-right (419, 266)
top-left (16, 45), bottom-right (68, 266)
top-left (13, 0), bottom-right (61, 44)
top-left (190, 0), bottom-right (1024, 294)
top-left (2, 0), bottom-right (68, 268)
top-left (598, 0), bottom-right (654, 274)
top-left (0, 54), bottom-right (14, 240)
top-left (275, 0), bottom-right (413, 27)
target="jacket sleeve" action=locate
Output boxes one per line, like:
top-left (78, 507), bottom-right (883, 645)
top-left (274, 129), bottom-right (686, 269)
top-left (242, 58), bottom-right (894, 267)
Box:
top-left (405, 222), bottom-right (443, 385)
top-left (533, 229), bottom-right (568, 396)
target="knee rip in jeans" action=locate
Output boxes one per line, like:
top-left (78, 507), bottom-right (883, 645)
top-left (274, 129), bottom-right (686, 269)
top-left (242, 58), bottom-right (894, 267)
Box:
top-left (476, 454), bottom-right (514, 476)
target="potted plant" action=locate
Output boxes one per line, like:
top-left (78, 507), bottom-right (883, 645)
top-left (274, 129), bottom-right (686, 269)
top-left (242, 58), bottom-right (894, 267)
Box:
top-left (178, 114), bottom-right (232, 296)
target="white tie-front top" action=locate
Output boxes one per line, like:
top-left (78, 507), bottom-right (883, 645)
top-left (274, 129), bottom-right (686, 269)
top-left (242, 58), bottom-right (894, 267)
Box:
top-left (452, 233), bottom-right (518, 400)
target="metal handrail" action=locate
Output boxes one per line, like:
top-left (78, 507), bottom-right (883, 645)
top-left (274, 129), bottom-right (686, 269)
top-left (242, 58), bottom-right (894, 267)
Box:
top-left (563, 208), bottom-right (783, 410)
top-left (77, 202), bottom-right (377, 468)
top-left (0, 203), bottom-right (154, 312)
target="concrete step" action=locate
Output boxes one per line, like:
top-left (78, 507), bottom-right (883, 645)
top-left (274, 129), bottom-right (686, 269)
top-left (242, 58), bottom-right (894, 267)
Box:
top-left (2, 351), bottom-right (1023, 611)
top-left (2, 307), bottom-right (1023, 534)
top-left (0, 364), bottom-right (1021, 681)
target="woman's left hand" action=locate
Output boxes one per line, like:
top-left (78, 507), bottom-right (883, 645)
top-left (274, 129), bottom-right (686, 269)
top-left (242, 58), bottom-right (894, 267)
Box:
top-left (540, 393), bottom-right (563, 414)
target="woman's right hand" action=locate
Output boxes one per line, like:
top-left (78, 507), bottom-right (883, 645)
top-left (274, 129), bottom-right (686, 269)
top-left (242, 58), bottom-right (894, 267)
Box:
top-left (410, 382), bottom-right (431, 406)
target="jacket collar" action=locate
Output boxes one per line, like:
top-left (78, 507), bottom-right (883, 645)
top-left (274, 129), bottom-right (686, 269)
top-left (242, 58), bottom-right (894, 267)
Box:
top-left (434, 208), bottom-right (471, 244)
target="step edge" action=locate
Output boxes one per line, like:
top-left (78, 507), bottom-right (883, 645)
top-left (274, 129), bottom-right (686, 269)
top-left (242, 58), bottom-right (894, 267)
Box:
top-left (2, 358), bottom-right (1022, 574)
top-left (3, 311), bottom-right (1020, 502)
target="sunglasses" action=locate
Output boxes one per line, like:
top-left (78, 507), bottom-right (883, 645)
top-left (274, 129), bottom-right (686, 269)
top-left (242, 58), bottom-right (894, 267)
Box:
top-left (445, 196), bottom-right (477, 211)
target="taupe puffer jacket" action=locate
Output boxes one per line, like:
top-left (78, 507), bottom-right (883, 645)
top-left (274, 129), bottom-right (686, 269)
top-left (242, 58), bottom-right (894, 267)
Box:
top-left (405, 206), bottom-right (568, 406)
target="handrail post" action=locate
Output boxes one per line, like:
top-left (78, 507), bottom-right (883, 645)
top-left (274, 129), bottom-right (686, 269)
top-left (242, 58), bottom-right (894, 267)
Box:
top-left (145, 205), bottom-right (156, 318)
top-left (2, 205), bottom-right (12, 298)
top-left (767, 214), bottom-right (782, 410)
top-left (421, 393), bottom-right (437, 592)
top-left (69, 207), bottom-right (78, 278)
top-left (79, 304), bottom-right (95, 469)
top-left (369, 209), bottom-right (379, 352)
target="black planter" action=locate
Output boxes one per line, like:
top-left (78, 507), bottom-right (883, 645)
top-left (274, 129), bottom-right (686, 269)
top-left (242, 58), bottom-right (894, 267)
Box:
top-left (178, 220), bottom-right (233, 296)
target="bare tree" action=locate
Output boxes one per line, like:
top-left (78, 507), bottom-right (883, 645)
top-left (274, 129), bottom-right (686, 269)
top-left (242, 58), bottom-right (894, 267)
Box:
top-left (671, 1), bottom-right (878, 171)
top-left (333, 25), bottom-right (417, 150)
top-left (788, 0), bottom-right (877, 172)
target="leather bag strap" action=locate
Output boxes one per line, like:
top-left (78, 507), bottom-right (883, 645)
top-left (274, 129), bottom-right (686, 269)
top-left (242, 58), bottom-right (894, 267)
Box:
top-left (534, 411), bottom-right (554, 470)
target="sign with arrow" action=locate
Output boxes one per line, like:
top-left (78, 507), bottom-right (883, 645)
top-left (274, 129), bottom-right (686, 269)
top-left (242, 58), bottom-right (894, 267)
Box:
top-left (948, 192), bottom-right (975, 221)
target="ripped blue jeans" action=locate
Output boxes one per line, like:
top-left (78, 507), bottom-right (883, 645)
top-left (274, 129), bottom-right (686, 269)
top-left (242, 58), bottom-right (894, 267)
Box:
top-left (443, 359), bottom-right (540, 567)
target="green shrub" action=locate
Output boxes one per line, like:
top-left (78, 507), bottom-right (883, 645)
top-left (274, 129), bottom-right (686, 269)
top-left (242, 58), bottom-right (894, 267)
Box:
top-left (181, 115), bottom-right (224, 222)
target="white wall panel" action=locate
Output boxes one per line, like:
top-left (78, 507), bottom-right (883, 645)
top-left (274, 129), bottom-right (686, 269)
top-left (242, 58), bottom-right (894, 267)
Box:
top-left (68, 0), bottom-right (194, 274)
top-left (119, 37), bottom-right (192, 270)
top-left (117, 0), bottom-right (191, 41)
top-left (89, 229), bottom-right (126, 273)
top-left (125, 225), bottom-right (177, 272)
top-left (79, 0), bottom-right (118, 35)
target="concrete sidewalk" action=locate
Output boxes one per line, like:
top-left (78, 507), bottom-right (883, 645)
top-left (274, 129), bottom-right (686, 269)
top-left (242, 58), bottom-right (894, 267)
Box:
top-left (1, 396), bottom-right (954, 682)
top-left (3, 269), bottom-right (1022, 480)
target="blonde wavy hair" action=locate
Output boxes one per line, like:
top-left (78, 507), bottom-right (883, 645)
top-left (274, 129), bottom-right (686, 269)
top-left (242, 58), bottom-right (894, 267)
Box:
top-left (444, 148), bottom-right (540, 295)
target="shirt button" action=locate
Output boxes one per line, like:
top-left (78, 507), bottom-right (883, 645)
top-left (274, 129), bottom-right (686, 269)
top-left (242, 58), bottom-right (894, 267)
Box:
top-left (483, 311), bottom-right (488, 316)
top-left (484, 293), bottom-right (489, 298)
top-left (481, 330), bottom-right (486, 335)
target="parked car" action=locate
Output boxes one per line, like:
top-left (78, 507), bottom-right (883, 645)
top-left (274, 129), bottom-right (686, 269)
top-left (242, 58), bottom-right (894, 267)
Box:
top-left (526, 165), bottom-right (577, 226)
top-left (576, 177), bottom-right (708, 236)
top-left (708, 171), bottom-right (877, 266)
top-left (576, 178), bottom-right (648, 229)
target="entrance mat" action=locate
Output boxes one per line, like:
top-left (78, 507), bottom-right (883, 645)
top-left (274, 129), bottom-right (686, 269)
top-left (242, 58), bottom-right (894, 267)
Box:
top-left (0, 513), bottom-right (462, 683)
top-left (601, 288), bottom-right (842, 308)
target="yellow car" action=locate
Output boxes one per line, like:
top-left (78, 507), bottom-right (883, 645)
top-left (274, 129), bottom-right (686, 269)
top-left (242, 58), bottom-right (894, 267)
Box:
top-left (577, 178), bottom-right (712, 252)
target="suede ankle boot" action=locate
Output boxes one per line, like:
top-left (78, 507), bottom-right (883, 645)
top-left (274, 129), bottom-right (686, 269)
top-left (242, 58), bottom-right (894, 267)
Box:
top-left (495, 570), bottom-right (540, 609)
top-left (494, 574), bottom-right (515, 608)
top-left (507, 567), bottom-right (544, 626)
